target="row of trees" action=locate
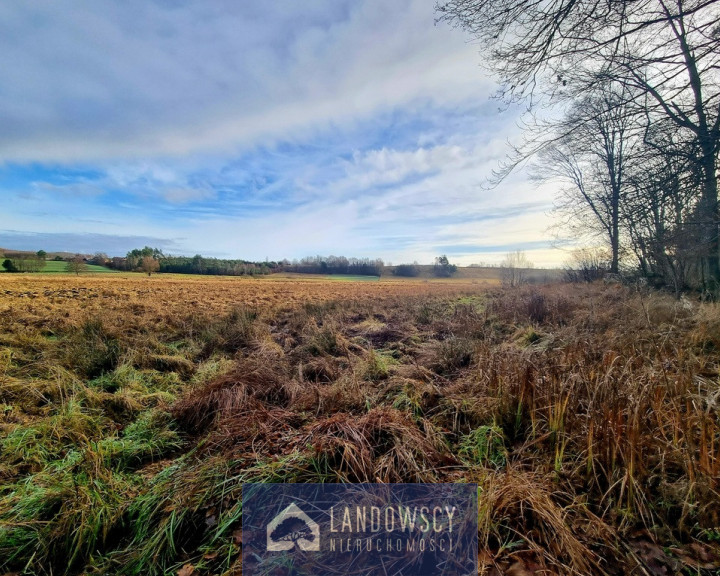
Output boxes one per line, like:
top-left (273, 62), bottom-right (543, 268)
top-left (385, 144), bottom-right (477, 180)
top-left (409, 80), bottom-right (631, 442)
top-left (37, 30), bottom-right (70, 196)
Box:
top-left (1, 251), bottom-right (96, 275)
top-left (283, 256), bottom-right (385, 276)
top-left (2, 251), bottom-right (47, 273)
top-left (113, 252), bottom-right (459, 279)
top-left (393, 252), bottom-right (532, 284)
top-left (391, 255), bottom-right (459, 277)
top-left (158, 255), bottom-right (272, 276)
top-left (104, 247), bottom-right (274, 276)
top-left (439, 0), bottom-right (720, 293)
top-left (392, 263), bottom-right (421, 277)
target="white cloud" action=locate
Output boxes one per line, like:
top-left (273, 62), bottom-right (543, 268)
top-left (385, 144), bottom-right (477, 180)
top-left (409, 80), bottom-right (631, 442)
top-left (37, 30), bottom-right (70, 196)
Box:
top-left (343, 145), bottom-right (468, 189)
top-left (33, 181), bottom-right (105, 197)
top-left (162, 188), bottom-right (216, 204)
top-left (0, 1), bottom-right (574, 265)
top-left (0, 0), bottom-right (495, 162)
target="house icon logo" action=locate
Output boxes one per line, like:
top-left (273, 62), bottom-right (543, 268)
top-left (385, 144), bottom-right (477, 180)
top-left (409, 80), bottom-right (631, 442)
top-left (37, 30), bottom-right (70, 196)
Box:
top-left (266, 503), bottom-right (320, 551)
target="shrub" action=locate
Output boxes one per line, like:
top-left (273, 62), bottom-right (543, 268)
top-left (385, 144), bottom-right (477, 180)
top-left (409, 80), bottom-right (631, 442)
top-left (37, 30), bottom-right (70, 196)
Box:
top-left (2, 259), bottom-right (17, 272)
top-left (563, 247), bottom-right (611, 283)
top-left (393, 263), bottom-right (420, 277)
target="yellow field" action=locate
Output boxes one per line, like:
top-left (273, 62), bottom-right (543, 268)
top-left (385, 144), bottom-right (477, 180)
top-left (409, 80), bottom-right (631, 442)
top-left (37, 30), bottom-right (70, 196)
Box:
top-left (0, 273), bottom-right (491, 325)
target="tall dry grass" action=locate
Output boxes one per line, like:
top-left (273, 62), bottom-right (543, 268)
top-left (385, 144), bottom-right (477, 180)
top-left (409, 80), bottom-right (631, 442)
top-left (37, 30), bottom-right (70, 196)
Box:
top-left (0, 276), bottom-right (718, 574)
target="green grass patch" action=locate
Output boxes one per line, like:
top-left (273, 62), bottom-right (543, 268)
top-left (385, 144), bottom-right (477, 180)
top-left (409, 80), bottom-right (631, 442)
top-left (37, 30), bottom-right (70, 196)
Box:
top-left (0, 260), bottom-right (120, 273)
top-left (98, 410), bottom-right (182, 470)
top-left (458, 424), bottom-right (507, 468)
top-left (0, 448), bottom-right (140, 573)
top-left (41, 261), bottom-right (119, 273)
top-left (363, 349), bottom-right (396, 381)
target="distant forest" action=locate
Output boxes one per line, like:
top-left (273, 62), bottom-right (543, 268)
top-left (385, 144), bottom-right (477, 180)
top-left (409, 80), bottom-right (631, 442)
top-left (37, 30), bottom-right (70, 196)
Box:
top-left (281, 255), bottom-right (384, 276)
top-left (107, 248), bottom-right (385, 277)
top-left (106, 248), bottom-right (274, 276)
top-left (1, 247), bottom-right (460, 278)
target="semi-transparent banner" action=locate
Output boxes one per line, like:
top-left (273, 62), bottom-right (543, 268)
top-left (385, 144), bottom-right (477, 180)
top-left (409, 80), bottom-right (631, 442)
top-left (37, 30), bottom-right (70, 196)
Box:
top-left (242, 483), bottom-right (477, 576)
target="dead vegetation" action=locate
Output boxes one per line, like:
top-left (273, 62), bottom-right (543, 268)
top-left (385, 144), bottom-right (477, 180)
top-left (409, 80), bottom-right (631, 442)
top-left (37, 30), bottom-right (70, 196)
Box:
top-left (0, 275), bottom-right (719, 575)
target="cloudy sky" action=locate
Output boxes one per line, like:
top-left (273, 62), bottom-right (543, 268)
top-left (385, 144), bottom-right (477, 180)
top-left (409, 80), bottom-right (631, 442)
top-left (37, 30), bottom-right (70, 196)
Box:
top-left (0, 0), bottom-right (567, 266)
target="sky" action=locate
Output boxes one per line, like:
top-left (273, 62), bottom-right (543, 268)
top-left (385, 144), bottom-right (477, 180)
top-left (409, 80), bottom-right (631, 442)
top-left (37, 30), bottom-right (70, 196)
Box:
top-left (0, 0), bottom-right (570, 267)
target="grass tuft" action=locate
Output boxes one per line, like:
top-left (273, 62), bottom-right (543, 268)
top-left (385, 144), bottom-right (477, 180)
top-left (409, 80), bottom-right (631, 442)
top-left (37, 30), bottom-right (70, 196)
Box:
top-left (459, 424), bottom-right (507, 468)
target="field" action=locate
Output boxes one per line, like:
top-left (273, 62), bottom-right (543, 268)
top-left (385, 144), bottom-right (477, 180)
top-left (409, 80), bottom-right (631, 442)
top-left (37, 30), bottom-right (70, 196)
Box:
top-left (0, 274), bottom-right (719, 575)
top-left (42, 261), bottom-right (119, 273)
top-left (0, 261), bottom-right (120, 274)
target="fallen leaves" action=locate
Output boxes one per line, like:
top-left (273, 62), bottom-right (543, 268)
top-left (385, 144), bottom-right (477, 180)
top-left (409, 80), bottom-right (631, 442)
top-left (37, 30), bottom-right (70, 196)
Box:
top-left (176, 564), bottom-right (195, 576)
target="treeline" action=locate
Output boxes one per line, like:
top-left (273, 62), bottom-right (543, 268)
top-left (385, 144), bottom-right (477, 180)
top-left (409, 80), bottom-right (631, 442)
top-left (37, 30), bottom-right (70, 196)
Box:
top-left (106, 247), bottom-right (274, 276)
top-left (282, 255), bottom-right (384, 276)
top-left (111, 250), bottom-right (384, 277)
top-left (109, 250), bottom-right (386, 277)
top-left (393, 263), bottom-right (420, 277)
top-left (158, 256), bottom-right (273, 276)
top-left (3, 245), bottom-right (458, 280)
top-left (392, 256), bottom-right (458, 278)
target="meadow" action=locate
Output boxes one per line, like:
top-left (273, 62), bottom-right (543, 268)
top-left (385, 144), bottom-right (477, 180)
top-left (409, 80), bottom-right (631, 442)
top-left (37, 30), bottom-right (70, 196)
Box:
top-left (0, 274), bottom-right (718, 575)
top-left (37, 262), bottom-right (121, 274)
top-left (0, 261), bottom-right (119, 274)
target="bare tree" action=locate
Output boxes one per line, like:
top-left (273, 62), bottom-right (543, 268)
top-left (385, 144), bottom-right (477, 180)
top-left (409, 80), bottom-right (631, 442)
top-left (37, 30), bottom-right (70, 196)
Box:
top-left (500, 250), bottom-right (533, 287)
top-left (564, 248), bottom-right (612, 282)
top-left (534, 87), bottom-right (639, 273)
top-left (622, 123), bottom-right (703, 292)
top-left (140, 256), bottom-right (160, 276)
top-left (89, 252), bottom-right (108, 266)
top-left (66, 255), bottom-right (88, 276)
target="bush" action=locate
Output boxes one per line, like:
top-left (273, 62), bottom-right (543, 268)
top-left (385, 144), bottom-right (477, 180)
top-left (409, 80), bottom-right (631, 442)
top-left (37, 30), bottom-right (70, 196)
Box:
top-left (393, 263), bottom-right (420, 277)
top-left (2, 259), bottom-right (17, 272)
top-left (563, 248), bottom-right (611, 282)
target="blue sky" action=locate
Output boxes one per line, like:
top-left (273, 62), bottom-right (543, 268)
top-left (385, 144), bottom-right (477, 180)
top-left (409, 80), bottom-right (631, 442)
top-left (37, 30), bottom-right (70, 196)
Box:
top-left (0, 0), bottom-right (568, 266)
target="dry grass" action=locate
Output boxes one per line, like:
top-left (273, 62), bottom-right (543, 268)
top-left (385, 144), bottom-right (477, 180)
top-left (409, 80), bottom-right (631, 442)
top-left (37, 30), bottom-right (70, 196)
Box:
top-left (298, 407), bottom-right (453, 482)
top-left (1, 274), bottom-right (719, 574)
